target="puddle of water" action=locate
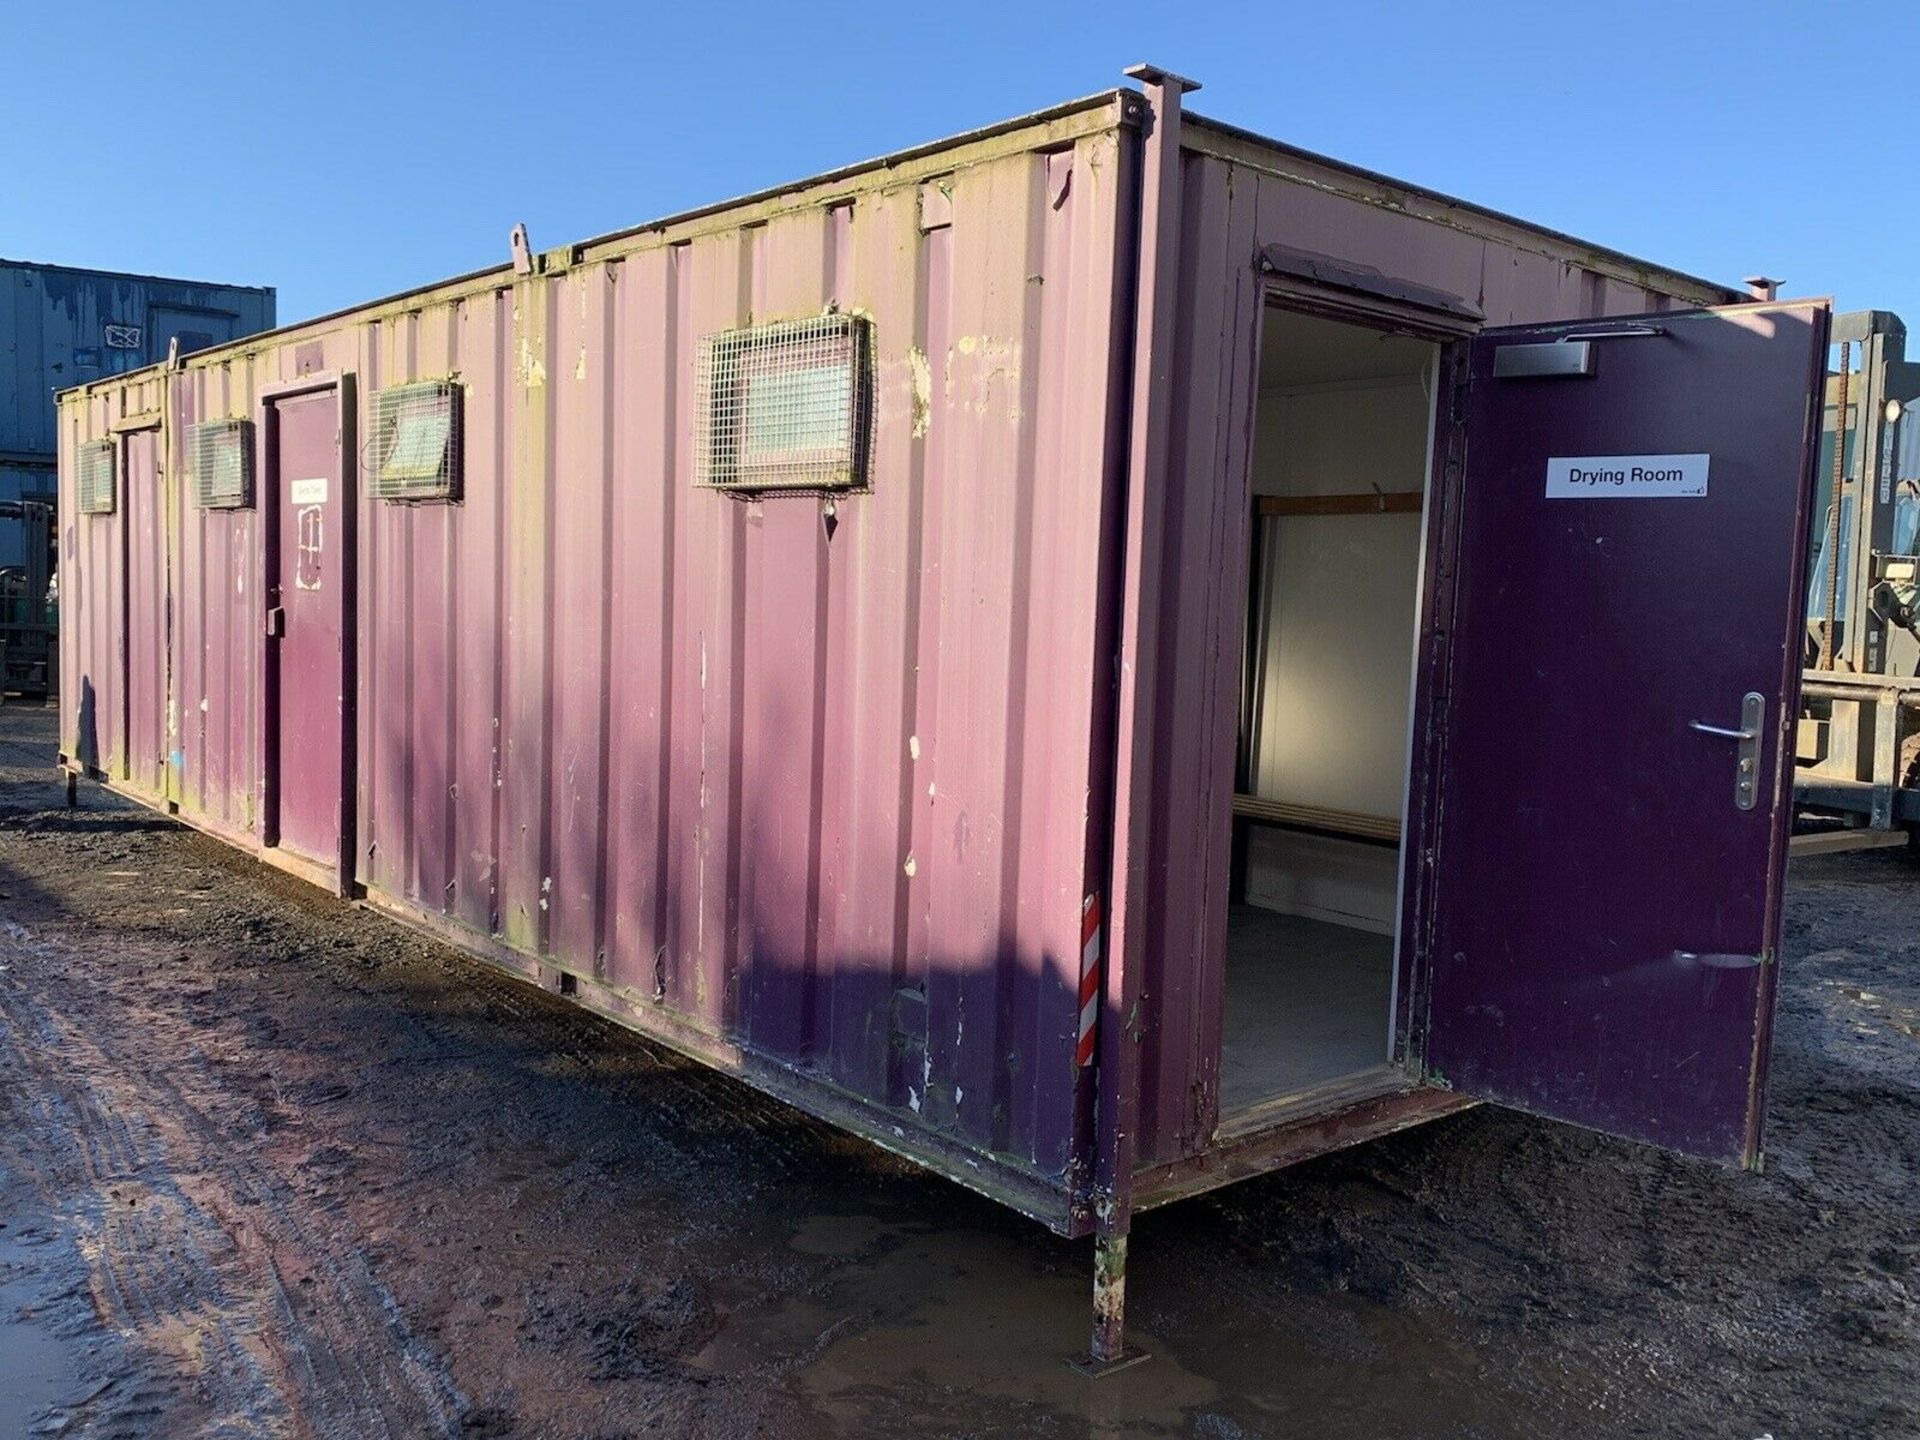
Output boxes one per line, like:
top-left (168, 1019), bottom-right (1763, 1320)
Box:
top-left (0, 1227), bottom-right (79, 1436)
top-left (705, 1214), bottom-right (1211, 1433)
top-left (788, 1213), bottom-right (877, 1259)
top-left (703, 1210), bottom-right (1561, 1438)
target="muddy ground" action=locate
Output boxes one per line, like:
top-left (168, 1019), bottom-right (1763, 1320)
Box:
top-left (0, 702), bottom-right (1913, 1439)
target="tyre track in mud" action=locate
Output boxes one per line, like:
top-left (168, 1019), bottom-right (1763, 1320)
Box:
top-left (0, 920), bottom-right (466, 1439)
top-left (0, 713), bottom-right (863, 1438)
top-left (0, 928), bottom-right (294, 1439)
top-left (0, 912), bottom-right (751, 1440)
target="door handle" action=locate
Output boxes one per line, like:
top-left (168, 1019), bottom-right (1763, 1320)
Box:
top-left (1690, 692), bottom-right (1765, 811)
top-left (1688, 720), bottom-right (1757, 741)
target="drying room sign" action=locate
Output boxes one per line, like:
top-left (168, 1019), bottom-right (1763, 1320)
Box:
top-left (1544, 453), bottom-right (1710, 498)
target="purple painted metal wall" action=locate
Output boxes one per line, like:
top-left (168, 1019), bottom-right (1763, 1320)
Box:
top-left (59, 98), bottom-right (1135, 1221)
top-left (65, 445), bottom-right (122, 776)
top-left (1121, 122), bottom-right (1741, 1171)
top-left (173, 363), bottom-right (261, 844)
top-left (60, 372), bottom-right (167, 783)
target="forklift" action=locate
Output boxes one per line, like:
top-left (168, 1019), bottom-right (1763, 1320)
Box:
top-left (1795, 309), bottom-right (1920, 850)
top-left (0, 495), bottom-right (58, 700)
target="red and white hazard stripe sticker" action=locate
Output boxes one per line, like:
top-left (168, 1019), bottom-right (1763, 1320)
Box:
top-left (1076, 893), bottom-right (1102, 1067)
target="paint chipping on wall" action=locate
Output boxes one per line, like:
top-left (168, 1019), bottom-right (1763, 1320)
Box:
top-left (517, 335), bottom-right (546, 389)
top-left (946, 336), bottom-right (1022, 423)
top-left (908, 347), bottom-right (933, 439)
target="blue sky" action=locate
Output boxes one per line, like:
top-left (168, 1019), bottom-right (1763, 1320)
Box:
top-left (5, 2), bottom-right (1914, 327)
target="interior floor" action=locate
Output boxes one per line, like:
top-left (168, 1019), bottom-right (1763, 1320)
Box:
top-left (1220, 903), bottom-right (1394, 1115)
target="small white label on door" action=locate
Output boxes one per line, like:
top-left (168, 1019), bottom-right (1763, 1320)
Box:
top-left (1544, 453), bottom-right (1709, 499)
top-left (290, 476), bottom-right (328, 504)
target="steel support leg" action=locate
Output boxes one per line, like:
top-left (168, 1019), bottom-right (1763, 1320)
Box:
top-left (1092, 1232), bottom-right (1127, 1360)
top-left (1072, 1230), bottom-right (1147, 1376)
top-left (63, 769), bottom-right (76, 809)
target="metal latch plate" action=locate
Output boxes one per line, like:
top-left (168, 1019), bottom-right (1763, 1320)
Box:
top-left (1735, 691), bottom-right (1764, 811)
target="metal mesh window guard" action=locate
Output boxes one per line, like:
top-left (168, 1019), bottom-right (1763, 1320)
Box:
top-left (78, 440), bottom-right (116, 515)
top-left (367, 380), bottom-right (462, 501)
top-left (695, 314), bottom-right (873, 491)
top-left (189, 418), bottom-right (254, 509)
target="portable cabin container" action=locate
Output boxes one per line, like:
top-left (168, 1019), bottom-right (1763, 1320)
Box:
top-left (55, 69), bottom-right (1830, 1365)
top-left (3, 259), bottom-right (275, 567)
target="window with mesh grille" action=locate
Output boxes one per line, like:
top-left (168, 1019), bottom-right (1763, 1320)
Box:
top-left (189, 418), bottom-right (254, 509)
top-left (77, 439), bottom-right (116, 515)
top-left (694, 314), bottom-right (873, 491)
top-left (367, 380), bottom-right (462, 501)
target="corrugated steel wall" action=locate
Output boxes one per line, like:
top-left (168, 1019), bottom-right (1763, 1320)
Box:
top-left (64, 452), bottom-right (122, 774)
top-left (173, 361), bottom-right (263, 844)
top-left (1125, 126), bottom-right (1739, 1170)
top-left (59, 103), bottom-right (1133, 1205)
top-left (60, 372), bottom-right (170, 781)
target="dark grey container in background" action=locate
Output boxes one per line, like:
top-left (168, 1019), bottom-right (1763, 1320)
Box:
top-left (2, 259), bottom-right (274, 564)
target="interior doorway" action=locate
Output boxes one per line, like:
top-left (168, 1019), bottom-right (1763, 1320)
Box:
top-left (1221, 303), bottom-right (1439, 1121)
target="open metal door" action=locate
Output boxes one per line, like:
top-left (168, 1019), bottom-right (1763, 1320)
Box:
top-left (1417, 300), bottom-right (1829, 1166)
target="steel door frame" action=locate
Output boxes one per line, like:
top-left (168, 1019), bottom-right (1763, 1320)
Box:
top-left (256, 371), bottom-right (358, 897)
top-left (1391, 332), bottom-right (1474, 1076)
top-left (1126, 283), bottom-right (1485, 1209)
top-left (1231, 282), bottom-right (1481, 1112)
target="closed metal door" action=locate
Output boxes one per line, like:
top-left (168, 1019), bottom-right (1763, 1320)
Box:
top-left (123, 428), bottom-right (166, 794)
top-left (267, 388), bottom-right (348, 871)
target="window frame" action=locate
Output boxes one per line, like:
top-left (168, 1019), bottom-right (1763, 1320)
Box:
top-left (188, 417), bottom-right (256, 510)
top-left (77, 438), bottom-right (117, 516)
top-left (696, 314), bottom-right (874, 494)
top-left (366, 378), bottom-right (463, 504)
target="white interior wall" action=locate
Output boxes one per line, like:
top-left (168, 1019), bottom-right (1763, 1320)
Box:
top-left (1243, 317), bottom-right (1434, 931)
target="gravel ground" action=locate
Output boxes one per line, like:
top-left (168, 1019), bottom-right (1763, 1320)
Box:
top-left (0, 701), bottom-right (1914, 1439)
